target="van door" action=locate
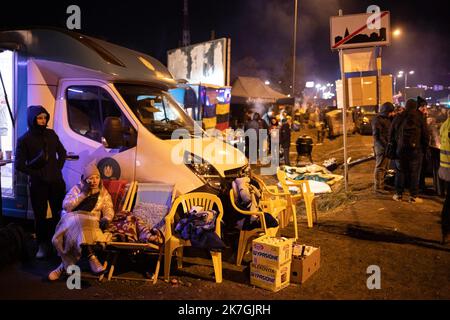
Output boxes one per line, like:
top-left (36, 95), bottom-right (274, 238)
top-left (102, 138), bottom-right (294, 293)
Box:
top-left (53, 81), bottom-right (138, 189)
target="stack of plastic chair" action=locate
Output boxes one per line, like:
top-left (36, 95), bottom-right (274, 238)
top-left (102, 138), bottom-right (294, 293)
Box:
top-left (229, 189), bottom-right (280, 267)
top-left (252, 175), bottom-right (296, 240)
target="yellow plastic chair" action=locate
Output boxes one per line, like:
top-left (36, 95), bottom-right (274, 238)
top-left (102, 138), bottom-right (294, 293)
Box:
top-left (229, 189), bottom-right (279, 266)
top-left (252, 175), bottom-right (297, 240)
top-left (277, 168), bottom-right (318, 229)
top-left (164, 193), bottom-right (224, 283)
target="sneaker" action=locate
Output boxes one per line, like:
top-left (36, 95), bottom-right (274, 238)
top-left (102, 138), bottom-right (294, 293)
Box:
top-left (48, 263), bottom-right (65, 281)
top-left (409, 196), bottom-right (423, 204)
top-left (88, 255), bottom-right (105, 274)
top-left (36, 244), bottom-right (49, 259)
top-left (392, 194), bottom-right (402, 202)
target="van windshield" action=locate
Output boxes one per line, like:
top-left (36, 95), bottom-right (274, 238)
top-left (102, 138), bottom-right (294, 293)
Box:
top-left (115, 83), bottom-right (202, 140)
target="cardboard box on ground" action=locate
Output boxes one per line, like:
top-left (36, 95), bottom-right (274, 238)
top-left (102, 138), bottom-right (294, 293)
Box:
top-left (250, 236), bottom-right (293, 292)
top-left (291, 243), bottom-right (321, 284)
top-left (250, 236), bottom-right (320, 292)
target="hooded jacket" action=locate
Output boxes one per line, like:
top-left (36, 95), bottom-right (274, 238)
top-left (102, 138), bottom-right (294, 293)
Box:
top-left (389, 99), bottom-right (429, 157)
top-left (15, 105), bottom-right (67, 182)
top-left (372, 103), bottom-right (394, 150)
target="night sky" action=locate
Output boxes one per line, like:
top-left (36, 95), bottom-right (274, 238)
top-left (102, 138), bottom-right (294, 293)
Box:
top-left (1, 0), bottom-right (449, 93)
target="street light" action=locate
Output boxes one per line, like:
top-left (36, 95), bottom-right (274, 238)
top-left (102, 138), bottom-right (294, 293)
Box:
top-left (265, 80), bottom-right (270, 85)
top-left (392, 29), bottom-right (402, 38)
top-left (396, 70), bottom-right (414, 88)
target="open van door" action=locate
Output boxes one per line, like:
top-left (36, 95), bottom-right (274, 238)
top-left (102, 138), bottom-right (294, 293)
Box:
top-left (0, 49), bottom-right (19, 219)
top-left (54, 80), bottom-right (138, 189)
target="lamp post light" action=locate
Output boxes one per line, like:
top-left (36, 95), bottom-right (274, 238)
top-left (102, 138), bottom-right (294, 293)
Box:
top-left (392, 28), bottom-right (402, 38)
top-left (397, 70), bottom-right (415, 88)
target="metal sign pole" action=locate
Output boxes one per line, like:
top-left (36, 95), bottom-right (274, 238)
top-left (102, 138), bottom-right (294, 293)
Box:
top-left (339, 48), bottom-right (349, 192)
top-left (376, 47), bottom-right (382, 112)
top-left (337, 9), bottom-right (349, 192)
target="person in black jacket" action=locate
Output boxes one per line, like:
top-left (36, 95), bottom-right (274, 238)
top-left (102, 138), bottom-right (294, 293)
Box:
top-left (280, 117), bottom-right (292, 166)
top-left (372, 102), bottom-right (395, 193)
top-left (389, 99), bottom-right (429, 203)
top-left (15, 105), bottom-right (67, 258)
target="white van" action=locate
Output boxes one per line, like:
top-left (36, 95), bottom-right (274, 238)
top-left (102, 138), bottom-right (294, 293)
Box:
top-left (0, 29), bottom-right (247, 219)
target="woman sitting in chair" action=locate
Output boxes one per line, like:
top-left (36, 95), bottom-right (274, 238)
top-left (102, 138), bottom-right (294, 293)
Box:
top-left (48, 163), bottom-right (114, 281)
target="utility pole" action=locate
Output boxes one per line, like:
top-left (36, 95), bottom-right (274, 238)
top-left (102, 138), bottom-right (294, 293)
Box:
top-left (292, 0), bottom-right (298, 96)
top-left (182, 0), bottom-right (191, 47)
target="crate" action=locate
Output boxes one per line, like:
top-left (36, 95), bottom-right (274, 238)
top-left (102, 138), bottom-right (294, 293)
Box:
top-left (252, 236), bottom-right (294, 268)
top-left (290, 244), bottom-right (320, 284)
top-left (250, 261), bottom-right (291, 292)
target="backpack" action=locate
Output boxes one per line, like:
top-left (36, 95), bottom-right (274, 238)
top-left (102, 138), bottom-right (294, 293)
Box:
top-left (397, 115), bottom-right (420, 153)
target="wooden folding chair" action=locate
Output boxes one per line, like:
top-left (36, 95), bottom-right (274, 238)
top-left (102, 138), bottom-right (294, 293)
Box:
top-left (100, 181), bottom-right (169, 284)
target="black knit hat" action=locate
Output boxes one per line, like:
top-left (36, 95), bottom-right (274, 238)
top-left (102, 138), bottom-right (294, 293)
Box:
top-left (417, 96), bottom-right (427, 108)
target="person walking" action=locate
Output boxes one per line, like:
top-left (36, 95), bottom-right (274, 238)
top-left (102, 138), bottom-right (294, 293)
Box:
top-left (280, 117), bottom-right (292, 166)
top-left (15, 105), bottom-right (67, 258)
top-left (389, 99), bottom-right (429, 203)
top-left (438, 114), bottom-right (450, 244)
top-left (372, 102), bottom-right (395, 193)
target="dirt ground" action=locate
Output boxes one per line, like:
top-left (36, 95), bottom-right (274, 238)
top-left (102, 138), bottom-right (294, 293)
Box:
top-left (1, 128), bottom-right (449, 300)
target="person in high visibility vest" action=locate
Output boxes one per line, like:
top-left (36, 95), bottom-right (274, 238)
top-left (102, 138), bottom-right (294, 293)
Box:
top-left (439, 113), bottom-right (450, 244)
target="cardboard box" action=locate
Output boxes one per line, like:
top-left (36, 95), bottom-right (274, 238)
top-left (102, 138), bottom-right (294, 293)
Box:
top-left (250, 261), bottom-right (291, 292)
top-left (252, 236), bottom-right (294, 268)
top-left (290, 245), bottom-right (320, 284)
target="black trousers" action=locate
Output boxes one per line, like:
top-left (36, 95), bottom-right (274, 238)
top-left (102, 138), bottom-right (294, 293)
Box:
top-left (395, 151), bottom-right (423, 197)
top-left (29, 178), bottom-right (66, 244)
top-left (283, 145), bottom-right (291, 166)
top-left (442, 181), bottom-right (450, 237)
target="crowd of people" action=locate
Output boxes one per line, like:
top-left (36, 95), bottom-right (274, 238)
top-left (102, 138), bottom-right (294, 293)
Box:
top-left (371, 97), bottom-right (450, 244)
top-left (11, 98), bottom-right (450, 284)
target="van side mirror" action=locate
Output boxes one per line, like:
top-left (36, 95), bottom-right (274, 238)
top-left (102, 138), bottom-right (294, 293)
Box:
top-left (102, 117), bottom-right (124, 149)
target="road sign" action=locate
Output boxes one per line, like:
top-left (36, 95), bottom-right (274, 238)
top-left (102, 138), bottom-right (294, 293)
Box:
top-left (330, 11), bottom-right (390, 50)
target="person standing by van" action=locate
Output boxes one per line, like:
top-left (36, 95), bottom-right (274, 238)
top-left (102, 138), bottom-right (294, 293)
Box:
top-left (15, 105), bottom-right (67, 258)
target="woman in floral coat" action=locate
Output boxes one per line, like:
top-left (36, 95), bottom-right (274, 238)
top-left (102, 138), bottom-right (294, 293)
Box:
top-left (48, 163), bottom-right (114, 281)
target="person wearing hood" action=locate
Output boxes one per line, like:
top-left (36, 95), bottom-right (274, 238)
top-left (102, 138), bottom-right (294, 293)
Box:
top-left (48, 163), bottom-right (114, 280)
top-left (15, 105), bottom-right (67, 259)
top-left (372, 102), bottom-right (395, 193)
top-left (389, 99), bottom-right (429, 203)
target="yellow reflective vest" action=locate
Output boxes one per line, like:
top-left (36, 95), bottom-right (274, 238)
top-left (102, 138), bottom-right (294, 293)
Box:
top-left (440, 117), bottom-right (450, 169)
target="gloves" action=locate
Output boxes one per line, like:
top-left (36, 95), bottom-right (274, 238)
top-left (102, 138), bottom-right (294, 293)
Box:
top-left (99, 218), bottom-right (110, 231)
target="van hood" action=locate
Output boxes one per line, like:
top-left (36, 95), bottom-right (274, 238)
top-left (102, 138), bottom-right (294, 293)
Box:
top-left (165, 137), bottom-right (248, 177)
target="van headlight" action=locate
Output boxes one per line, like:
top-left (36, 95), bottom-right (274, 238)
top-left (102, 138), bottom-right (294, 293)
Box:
top-left (184, 152), bottom-right (223, 190)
